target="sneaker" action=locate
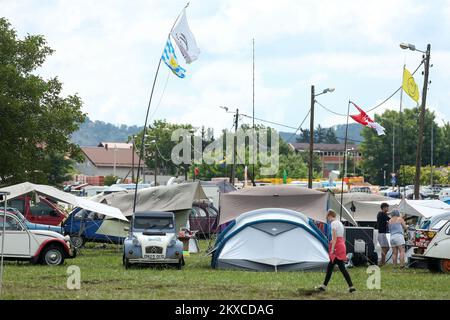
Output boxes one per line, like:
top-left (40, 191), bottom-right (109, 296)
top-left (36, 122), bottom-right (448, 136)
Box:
top-left (349, 287), bottom-right (356, 293)
top-left (315, 285), bottom-right (326, 292)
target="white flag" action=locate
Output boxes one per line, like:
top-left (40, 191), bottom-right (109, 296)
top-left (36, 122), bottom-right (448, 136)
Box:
top-left (171, 9), bottom-right (200, 64)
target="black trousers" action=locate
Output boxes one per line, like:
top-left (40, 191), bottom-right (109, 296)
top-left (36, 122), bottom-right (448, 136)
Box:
top-left (323, 259), bottom-right (353, 287)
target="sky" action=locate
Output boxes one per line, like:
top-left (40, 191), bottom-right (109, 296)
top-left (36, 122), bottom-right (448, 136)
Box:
top-left (2, 0), bottom-right (450, 136)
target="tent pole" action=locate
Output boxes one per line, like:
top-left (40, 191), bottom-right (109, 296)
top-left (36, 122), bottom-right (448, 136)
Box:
top-left (339, 101), bottom-right (351, 222)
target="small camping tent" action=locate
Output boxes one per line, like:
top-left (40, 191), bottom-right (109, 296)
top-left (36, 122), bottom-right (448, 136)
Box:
top-left (219, 185), bottom-right (357, 226)
top-left (212, 208), bottom-right (329, 271)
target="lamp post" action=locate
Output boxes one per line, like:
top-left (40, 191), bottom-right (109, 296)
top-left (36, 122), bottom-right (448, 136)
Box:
top-left (309, 86), bottom-right (335, 188)
top-left (400, 42), bottom-right (431, 199)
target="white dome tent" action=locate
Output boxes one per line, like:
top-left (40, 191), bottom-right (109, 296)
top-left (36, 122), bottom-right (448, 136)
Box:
top-left (212, 208), bottom-right (329, 272)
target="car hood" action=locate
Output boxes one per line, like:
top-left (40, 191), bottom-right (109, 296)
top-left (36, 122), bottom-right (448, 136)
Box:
top-left (134, 232), bottom-right (175, 248)
top-left (29, 229), bottom-right (65, 240)
top-left (26, 222), bottom-right (63, 234)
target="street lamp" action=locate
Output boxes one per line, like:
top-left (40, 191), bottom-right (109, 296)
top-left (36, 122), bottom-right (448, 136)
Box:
top-left (309, 86), bottom-right (335, 188)
top-left (400, 42), bottom-right (431, 199)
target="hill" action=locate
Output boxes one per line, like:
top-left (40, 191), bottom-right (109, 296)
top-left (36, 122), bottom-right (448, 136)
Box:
top-left (70, 118), bottom-right (143, 146)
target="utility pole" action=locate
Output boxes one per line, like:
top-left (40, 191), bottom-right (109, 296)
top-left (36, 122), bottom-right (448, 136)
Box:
top-left (430, 120), bottom-right (434, 187)
top-left (154, 151), bottom-right (158, 186)
top-left (414, 44), bottom-right (431, 200)
top-left (392, 124), bottom-right (395, 187)
top-left (308, 85), bottom-right (315, 189)
top-left (252, 38), bottom-right (256, 186)
top-left (231, 108), bottom-right (239, 186)
top-left (131, 139), bottom-right (135, 183)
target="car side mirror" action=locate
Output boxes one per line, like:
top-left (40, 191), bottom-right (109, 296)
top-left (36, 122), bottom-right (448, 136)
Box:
top-left (124, 227), bottom-right (130, 232)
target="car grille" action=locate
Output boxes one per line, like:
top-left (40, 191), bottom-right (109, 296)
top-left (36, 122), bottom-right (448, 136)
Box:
top-left (145, 246), bottom-right (163, 254)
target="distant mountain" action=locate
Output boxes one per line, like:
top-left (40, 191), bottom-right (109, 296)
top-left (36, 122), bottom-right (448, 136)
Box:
top-left (71, 118), bottom-right (143, 146)
top-left (333, 123), bottom-right (364, 144)
top-left (279, 123), bottom-right (364, 145)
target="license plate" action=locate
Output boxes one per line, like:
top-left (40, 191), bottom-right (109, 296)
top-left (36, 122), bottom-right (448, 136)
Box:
top-left (144, 254), bottom-right (164, 260)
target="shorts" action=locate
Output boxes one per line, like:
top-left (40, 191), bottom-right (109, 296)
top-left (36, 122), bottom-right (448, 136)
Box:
top-left (390, 233), bottom-right (405, 247)
top-left (378, 233), bottom-right (389, 248)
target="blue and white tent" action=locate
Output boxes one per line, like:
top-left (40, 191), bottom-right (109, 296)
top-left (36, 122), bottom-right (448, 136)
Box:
top-left (212, 208), bottom-right (329, 272)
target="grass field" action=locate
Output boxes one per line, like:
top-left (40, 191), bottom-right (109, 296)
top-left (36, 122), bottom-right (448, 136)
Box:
top-left (1, 241), bottom-right (449, 300)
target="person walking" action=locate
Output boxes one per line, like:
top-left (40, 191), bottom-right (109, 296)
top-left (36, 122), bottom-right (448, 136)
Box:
top-left (377, 203), bottom-right (391, 266)
top-left (388, 210), bottom-right (407, 268)
top-left (317, 209), bottom-right (356, 293)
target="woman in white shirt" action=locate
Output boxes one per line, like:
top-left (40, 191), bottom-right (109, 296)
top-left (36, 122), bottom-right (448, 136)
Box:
top-left (317, 209), bottom-right (356, 293)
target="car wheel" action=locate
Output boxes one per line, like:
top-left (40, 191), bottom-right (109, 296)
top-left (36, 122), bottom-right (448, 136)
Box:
top-left (176, 257), bottom-right (184, 270)
top-left (123, 255), bottom-right (131, 269)
top-left (42, 245), bottom-right (65, 266)
top-left (439, 259), bottom-right (450, 273)
top-left (71, 236), bottom-right (85, 249)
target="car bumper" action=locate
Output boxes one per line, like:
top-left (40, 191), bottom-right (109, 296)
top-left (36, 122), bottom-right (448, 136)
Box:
top-left (128, 258), bottom-right (180, 264)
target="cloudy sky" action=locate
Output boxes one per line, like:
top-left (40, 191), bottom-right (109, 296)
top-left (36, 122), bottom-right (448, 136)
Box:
top-left (3, 0), bottom-right (450, 135)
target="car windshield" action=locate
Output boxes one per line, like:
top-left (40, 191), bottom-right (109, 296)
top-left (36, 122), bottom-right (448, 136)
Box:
top-left (133, 217), bottom-right (174, 230)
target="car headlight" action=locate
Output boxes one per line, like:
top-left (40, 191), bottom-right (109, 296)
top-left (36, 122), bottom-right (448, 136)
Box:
top-left (132, 238), bottom-right (140, 246)
top-left (168, 236), bottom-right (177, 247)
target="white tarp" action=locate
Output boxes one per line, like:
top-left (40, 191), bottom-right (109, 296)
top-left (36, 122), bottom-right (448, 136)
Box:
top-left (398, 199), bottom-right (450, 218)
top-left (0, 182), bottom-right (127, 221)
top-left (345, 199), bottom-right (401, 222)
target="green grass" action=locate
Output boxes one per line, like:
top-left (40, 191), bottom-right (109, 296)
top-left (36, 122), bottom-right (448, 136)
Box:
top-left (1, 241), bottom-right (449, 300)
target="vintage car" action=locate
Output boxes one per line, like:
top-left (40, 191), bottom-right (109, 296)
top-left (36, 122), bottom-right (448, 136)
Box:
top-left (189, 202), bottom-right (219, 238)
top-left (63, 207), bottom-right (123, 248)
top-left (8, 195), bottom-right (67, 226)
top-left (410, 218), bottom-right (450, 273)
top-left (123, 211), bottom-right (184, 269)
top-left (0, 212), bottom-right (75, 265)
top-left (2, 207), bottom-right (63, 234)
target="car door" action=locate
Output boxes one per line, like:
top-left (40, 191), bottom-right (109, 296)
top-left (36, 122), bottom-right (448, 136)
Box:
top-left (28, 197), bottom-right (61, 226)
top-left (0, 214), bottom-right (30, 257)
top-left (425, 220), bottom-right (450, 260)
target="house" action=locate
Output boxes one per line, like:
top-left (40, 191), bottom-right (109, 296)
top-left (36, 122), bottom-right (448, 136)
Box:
top-left (75, 143), bottom-right (143, 179)
top-left (289, 143), bottom-right (362, 178)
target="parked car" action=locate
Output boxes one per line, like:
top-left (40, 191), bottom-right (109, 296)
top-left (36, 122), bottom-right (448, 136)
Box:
top-left (63, 207), bottom-right (123, 248)
top-left (123, 211), bottom-right (184, 269)
top-left (410, 218), bottom-right (450, 273)
top-left (0, 212), bottom-right (75, 265)
top-left (189, 203), bottom-right (219, 237)
top-left (7, 195), bottom-right (67, 226)
top-left (438, 188), bottom-right (450, 201)
top-left (1, 207), bottom-right (63, 234)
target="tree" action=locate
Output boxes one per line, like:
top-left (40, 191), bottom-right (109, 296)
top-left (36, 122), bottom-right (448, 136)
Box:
top-left (324, 127), bottom-right (339, 144)
top-left (133, 120), bottom-right (195, 177)
top-left (0, 18), bottom-right (85, 186)
top-left (360, 107), bottom-right (440, 185)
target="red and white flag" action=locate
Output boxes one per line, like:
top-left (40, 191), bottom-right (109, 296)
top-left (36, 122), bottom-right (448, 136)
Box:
top-left (349, 102), bottom-right (385, 136)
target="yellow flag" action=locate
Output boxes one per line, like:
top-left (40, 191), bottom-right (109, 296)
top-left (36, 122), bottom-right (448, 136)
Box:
top-left (402, 68), bottom-right (419, 103)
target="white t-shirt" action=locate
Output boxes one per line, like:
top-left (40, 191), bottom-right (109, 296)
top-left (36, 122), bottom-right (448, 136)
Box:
top-left (331, 220), bottom-right (345, 237)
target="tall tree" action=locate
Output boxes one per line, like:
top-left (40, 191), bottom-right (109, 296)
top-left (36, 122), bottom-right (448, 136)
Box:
top-left (0, 18), bottom-right (85, 186)
top-left (360, 108), bottom-right (439, 185)
top-left (324, 127), bottom-right (339, 144)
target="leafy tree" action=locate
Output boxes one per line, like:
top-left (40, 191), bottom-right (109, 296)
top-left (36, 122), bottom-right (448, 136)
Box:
top-left (104, 175), bottom-right (118, 186)
top-left (360, 108), bottom-right (440, 185)
top-left (324, 127), bottom-right (339, 144)
top-left (0, 18), bottom-right (85, 186)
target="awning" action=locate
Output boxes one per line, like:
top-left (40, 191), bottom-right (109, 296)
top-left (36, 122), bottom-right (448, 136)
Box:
top-left (0, 182), bottom-right (127, 221)
top-left (398, 199), bottom-right (450, 218)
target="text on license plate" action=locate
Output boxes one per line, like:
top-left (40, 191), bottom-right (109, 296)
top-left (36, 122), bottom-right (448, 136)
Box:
top-left (144, 254), bottom-right (164, 260)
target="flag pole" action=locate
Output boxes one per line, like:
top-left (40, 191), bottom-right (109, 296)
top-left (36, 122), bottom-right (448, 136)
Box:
top-left (400, 64), bottom-right (405, 198)
top-left (339, 101), bottom-right (351, 222)
top-left (131, 2), bottom-right (190, 219)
